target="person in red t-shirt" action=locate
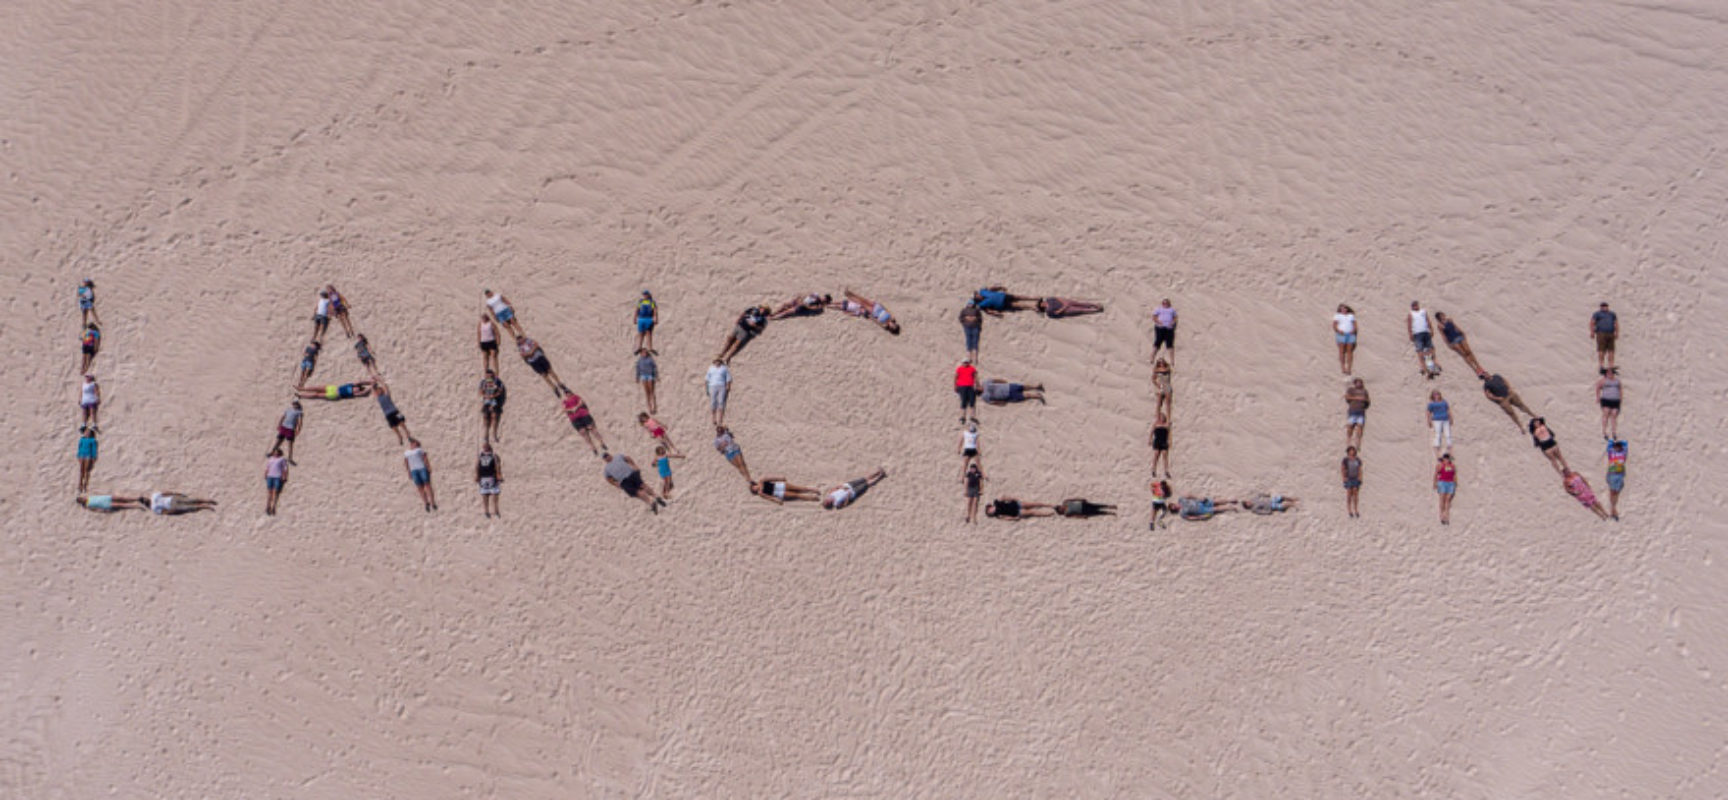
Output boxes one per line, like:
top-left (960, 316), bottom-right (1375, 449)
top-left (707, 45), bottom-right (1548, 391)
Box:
top-left (955, 360), bottom-right (979, 424)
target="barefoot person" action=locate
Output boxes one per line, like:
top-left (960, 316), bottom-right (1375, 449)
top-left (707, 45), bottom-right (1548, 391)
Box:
top-left (325, 285), bottom-right (354, 338)
top-left (76, 425), bottom-right (99, 493)
top-left (1243, 494), bottom-right (1299, 514)
top-left (476, 443), bottom-right (502, 518)
top-left (79, 375), bottom-right (101, 428)
top-left (751, 476), bottom-right (823, 504)
top-left (654, 445), bottom-right (685, 501)
top-left (823, 468), bottom-right (888, 510)
top-left (354, 334), bottom-right (378, 378)
top-left (717, 305), bottom-right (769, 362)
top-left (1479, 371), bottom-right (1534, 427)
top-left (955, 359), bottom-right (980, 424)
top-left (982, 379), bottom-right (1045, 405)
top-left (1056, 498), bottom-right (1118, 517)
top-left (1595, 367), bottom-right (1622, 440)
top-left (1433, 312), bottom-right (1484, 375)
top-left (483, 290), bottom-right (525, 337)
top-left (635, 348), bottom-right (659, 414)
top-left (963, 463), bottom-right (986, 523)
top-left (769, 292), bottom-right (831, 320)
top-left (78, 279), bottom-right (100, 326)
top-left (312, 289), bottom-right (333, 341)
top-left (1150, 411), bottom-right (1172, 477)
top-left (1176, 495), bottom-right (1241, 521)
top-left (295, 340), bottom-right (321, 388)
top-left (149, 491), bottom-right (218, 515)
top-left (603, 452), bottom-right (665, 512)
top-left (973, 286), bottom-right (1039, 315)
top-left (1149, 480), bottom-right (1174, 529)
top-left (264, 448), bottom-right (288, 516)
top-left (1563, 469), bottom-right (1611, 520)
top-left (558, 385), bottom-right (607, 455)
top-left (1604, 438), bottom-right (1627, 521)
top-left (1434, 454), bottom-right (1457, 525)
top-left (705, 359), bottom-right (731, 426)
top-left (1152, 358), bottom-right (1173, 419)
top-left (295, 381), bottom-right (373, 400)
top-left (1591, 302), bottom-right (1618, 372)
top-left (840, 289), bottom-right (901, 334)
top-left (1344, 378), bottom-right (1369, 449)
top-left (1341, 447), bottom-right (1362, 519)
top-left (959, 421), bottom-right (981, 474)
top-left (480, 370), bottom-right (505, 442)
top-left (270, 400), bottom-right (304, 463)
top-left (403, 438), bottom-right (437, 512)
top-left (713, 425), bottom-right (751, 483)
top-left (638, 412), bottom-right (679, 454)
top-left (80, 323), bottom-right (101, 373)
top-left (1529, 417), bottom-right (1568, 475)
top-left (984, 497), bottom-right (1057, 520)
top-left (375, 381), bottom-right (411, 445)
top-left (1152, 299), bottom-right (1178, 366)
top-left (1426, 389), bottom-right (1452, 457)
top-left (1408, 300), bottom-right (1438, 378)
top-left (958, 301), bottom-right (983, 363)
top-left (516, 334), bottom-right (563, 394)
top-left (477, 314), bottom-right (500, 373)
top-left (1332, 304), bottom-right (1357, 375)
top-left (77, 494), bottom-right (147, 512)
top-left (1036, 297), bottom-right (1104, 318)
top-left (634, 290), bottom-right (658, 352)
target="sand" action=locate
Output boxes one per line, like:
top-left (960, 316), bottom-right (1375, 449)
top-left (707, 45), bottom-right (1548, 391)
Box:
top-left (5, 1), bottom-right (1728, 796)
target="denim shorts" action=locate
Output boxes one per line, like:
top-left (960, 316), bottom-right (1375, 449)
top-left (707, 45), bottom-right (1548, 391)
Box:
top-left (1436, 480), bottom-right (1456, 495)
top-left (1336, 332), bottom-right (1356, 345)
top-left (964, 326), bottom-right (980, 350)
top-left (410, 468), bottom-right (430, 487)
top-left (266, 476), bottom-right (284, 491)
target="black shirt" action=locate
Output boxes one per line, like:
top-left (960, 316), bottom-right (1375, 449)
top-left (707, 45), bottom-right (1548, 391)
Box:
top-left (1484, 374), bottom-right (1510, 398)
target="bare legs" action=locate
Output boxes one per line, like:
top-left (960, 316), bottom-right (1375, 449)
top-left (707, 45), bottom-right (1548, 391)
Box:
top-left (641, 379), bottom-right (658, 415)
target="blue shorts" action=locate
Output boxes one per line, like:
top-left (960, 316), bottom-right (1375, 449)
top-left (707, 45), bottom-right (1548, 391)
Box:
top-left (1412, 331), bottom-right (1433, 352)
top-left (494, 307), bottom-right (515, 323)
top-left (1437, 481), bottom-right (1456, 495)
top-left (637, 316), bottom-right (654, 333)
top-left (1343, 479), bottom-right (1361, 490)
top-left (1606, 471), bottom-right (1624, 492)
top-left (78, 440), bottom-right (98, 460)
top-left (410, 468), bottom-right (430, 487)
top-left (1347, 411), bottom-right (1365, 426)
top-left (964, 326), bottom-right (980, 350)
top-left (266, 476), bottom-right (284, 491)
top-left (80, 298), bottom-right (94, 310)
top-left (1336, 332), bottom-right (1356, 345)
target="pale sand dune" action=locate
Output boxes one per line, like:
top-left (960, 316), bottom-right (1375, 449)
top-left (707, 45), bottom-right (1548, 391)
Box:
top-left (4, 1), bottom-right (1728, 797)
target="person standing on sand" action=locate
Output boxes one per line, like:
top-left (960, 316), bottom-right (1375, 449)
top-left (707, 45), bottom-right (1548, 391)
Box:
top-left (80, 323), bottom-right (101, 373)
top-left (1408, 300), bottom-right (1438, 378)
top-left (1595, 367), bottom-right (1622, 440)
top-left (1341, 446), bottom-right (1362, 519)
top-left (1433, 312), bottom-right (1484, 375)
top-left (1529, 417), bottom-right (1568, 475)
top-left (705, 359), bottom-right (731, 426)
top-left (1604, 439), bottom-right (1627, 521)
top-left (476, 443), bottom-right (502, 518)
top-left (78, 279), bottom-right (100, 327)
top-left (76, 425), bottom-right (99, 494)
top-left (955, 359), bottom-right (979, 424)
top-left (1479, 371), bottom-right (1534, 427)
top-left (1344, 378), bottom-right (1369, 449)
top-left (636, 348), bottom-right (659, 414)
top-left (80, 375), bottom-right (101, 429)
top-left (264, 448), bottom-right (288, 516)
top-left (270, 400), bottom-right (303, 464)
top-left (477, 314), bottom-right (500, 373)
top-left (959, 301), bottom-right (983, 364)
top-left (1434, 454), bottom-right (1457, 525)
top-left (603, 452), bottom-right (665, 512)
top-left (480, 370), bottom-right (505, 442)
top-left (1332, 304), bottom-right (1357, 375)
top-left (1152, 299), bottom-right (1178, 366)
top-left (1426, 389), bottom-right (1452, 458)
top-left (1150, 411), bottom-right (1172, 478)
top-left (963, 463), bottom-right (985, 523)
top-left (1591, 302), bottom-right (1618, 372)
top-left (483, 290), bottom-right (525, 338)
top-left (404, 438), bottom-right (437, 512)
top-left (634, 290), bottom-right (658, 352)
top-left (823, 468), bottom-right (888, 510)
top-left (1563, 469), bottom-right (1611, 521)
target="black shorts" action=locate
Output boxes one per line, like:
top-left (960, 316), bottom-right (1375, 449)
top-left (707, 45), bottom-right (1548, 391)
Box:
top-left (483, 398), bottom-right (502, 415)
top-left (966, 483), bottom-right (981, 498)
top-left (528, 355), bottom-right (551, 375)
top-left (957, 385), bottom-right (977, 408)
top-left (1154, 327), bottom-right (1175, 348)
top-left (386, 411), bottom-right (405, 428)
top-left (619, 472), bottom-right (644, 496)
top-left (1600, 398), bottom-right (1620, 410)
top-left (83, 344), bottom-right (97, 355)
top-left (480, 340), bottom-right (498, 353)
top-left (571, 415), bottom-right (594, 431)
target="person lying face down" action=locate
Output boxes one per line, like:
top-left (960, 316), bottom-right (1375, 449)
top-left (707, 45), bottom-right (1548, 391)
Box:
top-left (982, 379), bottom-right (1045, 405)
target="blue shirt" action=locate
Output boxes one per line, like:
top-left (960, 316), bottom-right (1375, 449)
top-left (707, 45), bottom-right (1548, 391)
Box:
top-left (1428, 401), bottom-right (1450, 422)
top-left (656, 456), bottom-right (672, 478)
top-left (976, 289), bottom-right (1007, 310)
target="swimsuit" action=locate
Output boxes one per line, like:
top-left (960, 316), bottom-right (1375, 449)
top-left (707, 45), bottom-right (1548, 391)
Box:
top-left (656, 456), bottom-right (672, 479)
top-left (994, 499), bottom-right (1022, 517)
top-left (1442, 320), bottom-right (1464, 345)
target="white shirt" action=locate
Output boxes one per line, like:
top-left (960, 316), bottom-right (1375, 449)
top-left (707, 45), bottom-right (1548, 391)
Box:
top-left (479, 320), bottom-right (495, 343)
top-left (405, 448), bottom-right (428, 471)
top-left (485, 294), bottom-right (508, 314)
top-left (316, 297), bottom-right (331, 316)
top-left (706, 364), bottom-right (731, 389)
top-left (81, 380), bottom-right (98, 406)
top-left (150, 492), bottom-right (172, 514)
top-left (828, 486), bottom-right (855, 509)
top-left (1333, 313), bottom-right (1356, 335)
top-left (1410, 309), bottom-right (1430, 334)
top-left (961, 430), bottom-right (979, 450)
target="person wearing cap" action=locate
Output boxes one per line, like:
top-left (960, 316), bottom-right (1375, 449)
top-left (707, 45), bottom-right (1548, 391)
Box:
top-left (635, 290), bottom-right (658, 352)
top-left (955, 359), bottom-right (979, 424)
top-left (1591, 302), bottom-right (1618, 372)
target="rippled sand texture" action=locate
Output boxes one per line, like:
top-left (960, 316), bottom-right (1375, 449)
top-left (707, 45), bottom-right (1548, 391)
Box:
top-left (5, 1), bottom-right (1728, 797)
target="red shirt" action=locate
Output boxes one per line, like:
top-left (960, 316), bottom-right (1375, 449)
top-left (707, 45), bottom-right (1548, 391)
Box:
top-left (955, 364), bottom-right (977, 388)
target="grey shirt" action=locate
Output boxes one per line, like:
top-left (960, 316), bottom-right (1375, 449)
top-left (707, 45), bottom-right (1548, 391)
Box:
top-left (603, 456), bottom-right (636, 483)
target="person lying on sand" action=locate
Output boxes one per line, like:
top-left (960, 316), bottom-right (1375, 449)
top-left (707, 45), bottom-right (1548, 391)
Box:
top-left (603, 453), bottom-right (665, 513)
top-left (982, 379), bottom-right (1045, 405)
top-left (840, 289), bottom-right (900, 334)
top-left (718, 306), bottom-right (770, 362)
top-left (984, 497), bottom-right (1057, 520)
top-left (1055, 498), bottom-right (1117, 517)
top-left (77, 494), bottom-right (148, 512)
top-left (150, 491), bottom-right (218, 515)
top-left (751, 477), bottom-right (823, 504)
top-left (973, 286), bottom-right (1038, 315)
top-left (1242, 494), bottom-right (1299, 514)
top-left (823, 468), bottom-right (888, 510)
top-left (1177, 495), bottom-right (1241, 521)
top-left (769, 292), bottom-right (832, 320)
top-left (1036, 297), bottom-right (1104, 318)
top-left (295, 381), bottom-right (373, 400)
top-left (484, 290), bottom-right (524, 337)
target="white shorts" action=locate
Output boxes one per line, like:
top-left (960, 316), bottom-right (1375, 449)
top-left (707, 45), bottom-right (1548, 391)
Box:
top-left (709, 385), bottom-right (728, 409)
top-left (478, 477), bottom-right (500, 495)
top-left (1432, 420), bottom-right (1452, 448)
